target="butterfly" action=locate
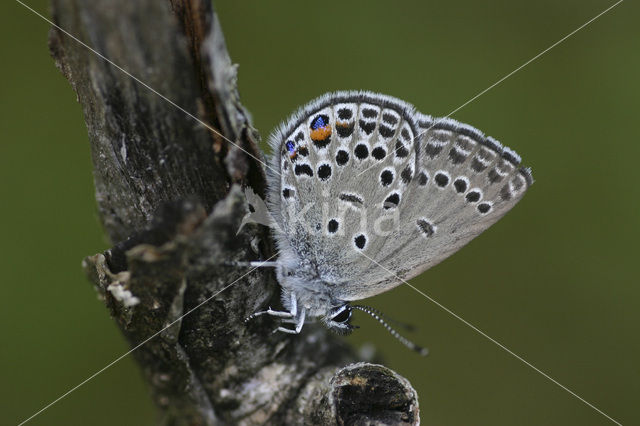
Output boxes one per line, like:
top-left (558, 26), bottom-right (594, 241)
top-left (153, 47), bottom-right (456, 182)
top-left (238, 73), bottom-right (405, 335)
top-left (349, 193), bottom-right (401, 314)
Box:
top-left (245, 91), bottom-right (532, 353)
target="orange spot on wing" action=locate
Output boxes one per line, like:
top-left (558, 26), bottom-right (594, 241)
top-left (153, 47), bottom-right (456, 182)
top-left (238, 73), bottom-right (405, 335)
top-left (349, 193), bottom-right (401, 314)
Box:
top-left (310, 125), bottom-right (332, 141)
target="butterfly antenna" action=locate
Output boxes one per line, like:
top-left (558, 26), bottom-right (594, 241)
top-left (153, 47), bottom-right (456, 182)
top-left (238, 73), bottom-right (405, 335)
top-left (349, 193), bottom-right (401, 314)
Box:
top-left (353, 304), bottom-right (416, 331)
top-left (352, 305), bottom-right (429, 356)
top-left (377, 311), bottom-right (417, 332)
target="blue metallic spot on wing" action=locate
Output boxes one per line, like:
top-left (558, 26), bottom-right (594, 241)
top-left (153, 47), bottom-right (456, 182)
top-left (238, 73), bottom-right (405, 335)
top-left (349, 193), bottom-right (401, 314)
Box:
top-left (286, 140), bottom-right (295, 153)
top-left (311, 116), bottom-right (326, 130)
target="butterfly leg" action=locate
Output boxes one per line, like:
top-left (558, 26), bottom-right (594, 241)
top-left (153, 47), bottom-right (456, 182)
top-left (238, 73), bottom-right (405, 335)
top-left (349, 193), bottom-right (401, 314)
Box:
top-left (245, 293), bottom-right (297, 322)
top-left (245, 307), bottom-right (293, 322)
top-left (225, 261), bottom-right (280, 268)
top-left (274, 327), bottom-right (299, 334)
top-left (274, 308), bottom-right (306, 334)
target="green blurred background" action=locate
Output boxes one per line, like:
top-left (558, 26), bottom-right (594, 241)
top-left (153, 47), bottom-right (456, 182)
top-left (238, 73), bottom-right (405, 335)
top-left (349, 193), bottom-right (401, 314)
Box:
top-left (1, 0), bottom-right (638, 424)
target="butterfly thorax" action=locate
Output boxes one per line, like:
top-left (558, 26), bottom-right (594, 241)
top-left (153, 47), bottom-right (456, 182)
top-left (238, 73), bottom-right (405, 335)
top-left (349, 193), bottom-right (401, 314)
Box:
top-left (276, 260), bottom-right (343, 320)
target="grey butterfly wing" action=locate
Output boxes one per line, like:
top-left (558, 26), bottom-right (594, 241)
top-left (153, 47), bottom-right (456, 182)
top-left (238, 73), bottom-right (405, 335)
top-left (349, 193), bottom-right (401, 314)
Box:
top-left (267, 91), bottom-right (419, 292)
top-left (335, 114), bottom-right (533, 300)
top-left (267, 91), bottom-right (532, 304)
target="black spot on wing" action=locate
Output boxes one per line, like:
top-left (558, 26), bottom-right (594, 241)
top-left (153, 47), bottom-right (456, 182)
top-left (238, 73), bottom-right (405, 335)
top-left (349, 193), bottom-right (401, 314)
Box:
top-left (466, 191), bottom-right (481, 203)
top-left (500, 184), bottom-right (512, 200)
top-left (453, 178), bottom-right (468, 193)
top-left (383, 193), bottom-right (400, 209)
top-left (379, 125), bottom-right (395, 138)
top-left (395, 141), bottom-right (409, 158)
top-left (354, 144), bottom-right (369, 160)
top-left (488, 168), bottom-right (503, 183)
top-left (471, 157), bottom-right (488, 172)
top-left (417, 171), bottom-right (428, 186)
top-left (435, 172), bottom-right (449, 187)
top-left (336, 150), bottom-right (349, 166)
top-left (294, 164), bottom-right (313, 177)
top-left (372, 147), bottom-right (386, 160)
top-left (425, 143), bottom-right (445, 158)
top-left (380, 170), bottom-right (394, 186)
top-left (362, 108), bottom-right (377, 118)
top-left (400, 166), bottom-right (413, 184)
top-left (416, 219), bottom-right (435, 237)
top-left (282, 188), bottom-right (293, 199)
top-left (359, 120), bottom-right (376, 135)
top-left (448, 147), bottom-right (467, 164)
top-left (312, 135), bottom-right (331, 149)
top-left (339, 193), bottom-right (363, 205)
top-left (317, 164), bottom-right (332, 181)
top-left (337, 108), bottom-right (352, 120)
top-left (336, 123), bottom-right (354, 138)
top-left (478, 203), bottom-right (492, 214)
top-left (382, 113), bottom-right (398, 125)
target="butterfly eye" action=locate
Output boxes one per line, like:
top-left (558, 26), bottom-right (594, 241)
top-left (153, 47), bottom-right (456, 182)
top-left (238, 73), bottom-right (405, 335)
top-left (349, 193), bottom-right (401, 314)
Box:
top-left (331, 306), bottom-right (351, 323)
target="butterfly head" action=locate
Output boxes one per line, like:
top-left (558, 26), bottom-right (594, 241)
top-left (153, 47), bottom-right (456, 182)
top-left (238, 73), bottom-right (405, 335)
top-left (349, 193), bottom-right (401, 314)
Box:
top-left (323, 303), bottom-right (357, 335)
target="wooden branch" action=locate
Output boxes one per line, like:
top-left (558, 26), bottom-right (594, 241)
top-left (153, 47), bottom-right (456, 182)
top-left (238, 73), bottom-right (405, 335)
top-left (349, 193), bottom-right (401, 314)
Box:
top-left (49, 0), bottom-right (419, 424)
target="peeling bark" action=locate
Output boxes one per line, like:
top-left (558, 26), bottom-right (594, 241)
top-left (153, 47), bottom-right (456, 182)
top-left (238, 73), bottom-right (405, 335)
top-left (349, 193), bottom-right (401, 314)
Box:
top-left (49, 0), bottom-right (419, 424)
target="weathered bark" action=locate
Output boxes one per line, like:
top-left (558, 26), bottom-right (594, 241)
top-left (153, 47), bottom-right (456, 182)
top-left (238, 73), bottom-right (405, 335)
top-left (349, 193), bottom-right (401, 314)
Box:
top-left (49, 0), bottom-right (419, 424)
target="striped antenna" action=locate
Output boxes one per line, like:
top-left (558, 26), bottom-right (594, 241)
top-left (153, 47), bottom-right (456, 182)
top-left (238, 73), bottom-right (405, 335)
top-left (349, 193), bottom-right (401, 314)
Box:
top-left (352, 305), bottom-right (429, 356)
